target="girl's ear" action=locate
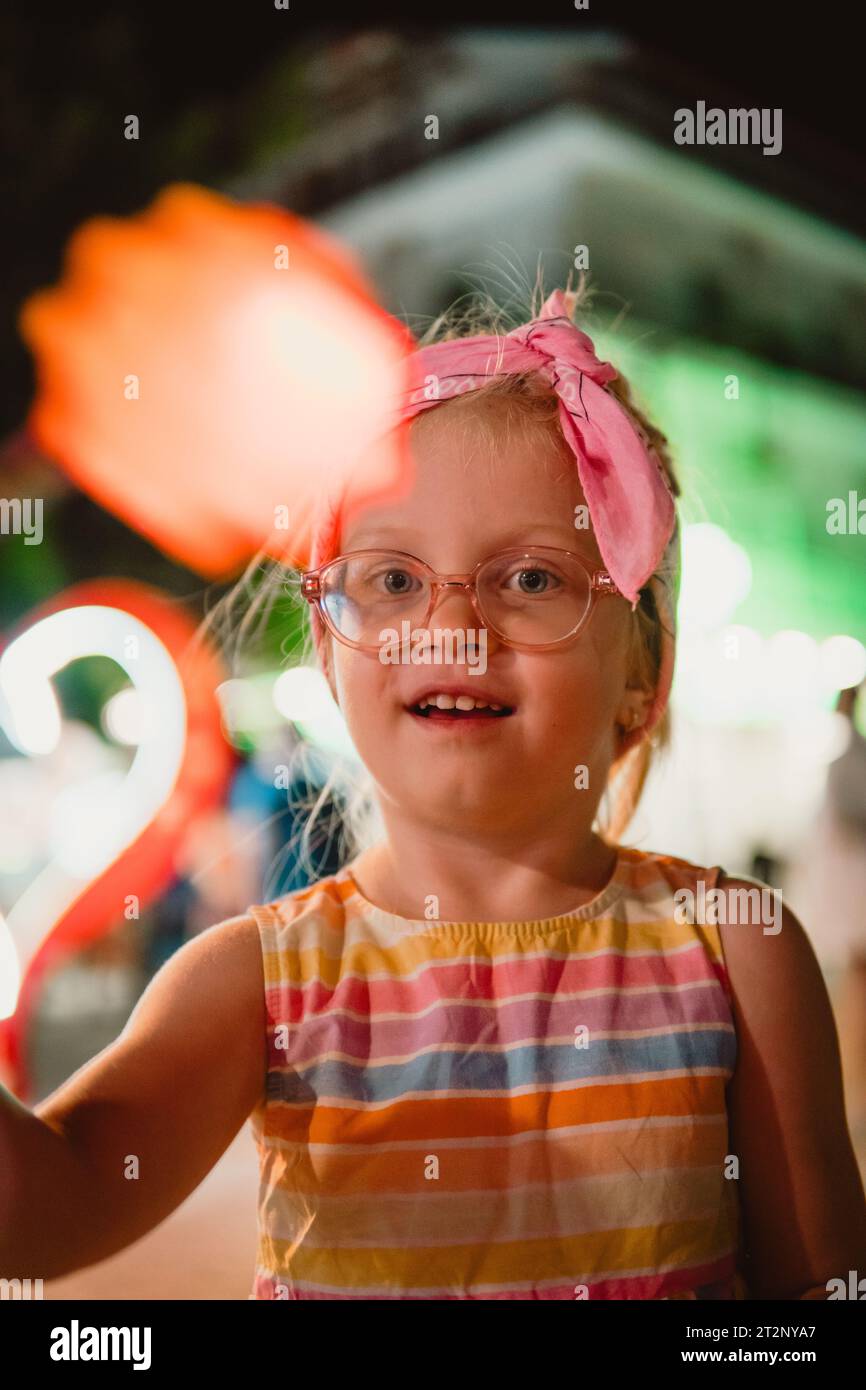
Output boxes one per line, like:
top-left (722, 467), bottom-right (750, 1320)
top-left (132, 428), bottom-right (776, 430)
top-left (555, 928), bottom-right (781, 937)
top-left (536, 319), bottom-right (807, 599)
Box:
top-left (614, 685), bottom-right (654, 740)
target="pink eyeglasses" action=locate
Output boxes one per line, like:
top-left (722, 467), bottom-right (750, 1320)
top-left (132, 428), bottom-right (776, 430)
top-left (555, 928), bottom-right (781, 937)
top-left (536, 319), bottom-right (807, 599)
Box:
top-left (301, 546), bottom-right (623, 653)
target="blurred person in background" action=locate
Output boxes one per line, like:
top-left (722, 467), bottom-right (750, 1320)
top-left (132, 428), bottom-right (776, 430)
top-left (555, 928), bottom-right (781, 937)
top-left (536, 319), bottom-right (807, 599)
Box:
top-left (787, 682), bottom-right (866, 1138)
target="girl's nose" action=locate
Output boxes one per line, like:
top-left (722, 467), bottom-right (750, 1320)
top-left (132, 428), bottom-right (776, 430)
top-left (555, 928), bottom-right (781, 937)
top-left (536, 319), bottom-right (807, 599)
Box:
top-left (428, 583), bottom-right (500, 656)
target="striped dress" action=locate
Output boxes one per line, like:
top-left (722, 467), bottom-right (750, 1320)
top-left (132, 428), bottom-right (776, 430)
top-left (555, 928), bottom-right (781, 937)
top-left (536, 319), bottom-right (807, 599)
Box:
top-left (247, 844), bottom-right (748, 1300)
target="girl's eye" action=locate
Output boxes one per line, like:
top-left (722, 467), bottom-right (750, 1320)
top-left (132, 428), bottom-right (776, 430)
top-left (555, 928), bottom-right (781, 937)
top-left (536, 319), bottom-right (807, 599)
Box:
top-left (503, 566), bottom-right (562, 596)
top-left (366, 567), bottom-right (421, 596)
top-left (383, 569), bottom-right (414, 594)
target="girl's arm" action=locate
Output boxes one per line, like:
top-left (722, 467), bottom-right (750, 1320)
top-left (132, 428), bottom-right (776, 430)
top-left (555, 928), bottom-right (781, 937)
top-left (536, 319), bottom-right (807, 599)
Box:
top-left (717, 875), bottom-right (866, 1299)
top-left (0, 913), bottom-right (266, 1280)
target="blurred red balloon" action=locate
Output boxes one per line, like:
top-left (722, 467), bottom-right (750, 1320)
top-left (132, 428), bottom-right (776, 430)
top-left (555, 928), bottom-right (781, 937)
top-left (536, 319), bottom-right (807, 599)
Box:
top-left (19, 183), bottom-right (414, 576)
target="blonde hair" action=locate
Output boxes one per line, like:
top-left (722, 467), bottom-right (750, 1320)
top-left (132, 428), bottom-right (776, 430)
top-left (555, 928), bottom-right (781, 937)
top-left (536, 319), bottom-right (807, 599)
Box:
top-left (199, 269), bottom-right (681, 884)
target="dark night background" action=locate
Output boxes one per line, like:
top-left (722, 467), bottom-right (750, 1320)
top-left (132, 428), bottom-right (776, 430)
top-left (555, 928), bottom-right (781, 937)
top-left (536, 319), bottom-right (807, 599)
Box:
top-left (3, 1), bottom-right (864, 441)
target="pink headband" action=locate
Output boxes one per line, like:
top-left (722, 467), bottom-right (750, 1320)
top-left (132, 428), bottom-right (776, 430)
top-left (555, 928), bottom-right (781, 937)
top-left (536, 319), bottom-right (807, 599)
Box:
top-left (309, 289), bottom-right (680, 752)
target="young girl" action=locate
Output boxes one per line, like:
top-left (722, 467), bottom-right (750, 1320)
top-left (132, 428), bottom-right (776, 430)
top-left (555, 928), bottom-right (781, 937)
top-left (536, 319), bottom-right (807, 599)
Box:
top-left (2, 281), bottom-right (865, 1301)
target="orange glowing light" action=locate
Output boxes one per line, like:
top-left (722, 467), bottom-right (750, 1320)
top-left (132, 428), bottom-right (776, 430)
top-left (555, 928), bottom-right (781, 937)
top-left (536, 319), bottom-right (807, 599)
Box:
top-left (19, 184), bottom-right (414, 577)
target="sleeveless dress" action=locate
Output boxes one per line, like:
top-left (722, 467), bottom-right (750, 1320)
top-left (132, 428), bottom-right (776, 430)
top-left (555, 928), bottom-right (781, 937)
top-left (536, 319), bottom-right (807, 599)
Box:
top-left (246, 844), bottom-right (748, 1300)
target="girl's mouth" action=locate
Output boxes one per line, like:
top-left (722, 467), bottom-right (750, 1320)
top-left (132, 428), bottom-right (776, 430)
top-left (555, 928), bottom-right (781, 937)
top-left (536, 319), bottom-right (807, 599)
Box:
top-left (405, 694), bottom-right (515, 725)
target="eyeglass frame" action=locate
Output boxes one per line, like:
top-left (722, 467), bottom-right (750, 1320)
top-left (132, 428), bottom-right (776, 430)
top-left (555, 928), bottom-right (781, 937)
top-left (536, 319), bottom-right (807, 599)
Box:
top-left (301, 546), bottom-right (624, 654)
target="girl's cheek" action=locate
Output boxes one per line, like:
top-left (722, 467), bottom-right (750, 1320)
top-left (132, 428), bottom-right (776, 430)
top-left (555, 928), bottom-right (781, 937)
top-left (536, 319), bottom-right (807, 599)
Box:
top-left (332, 649), bottom-right (392, 731)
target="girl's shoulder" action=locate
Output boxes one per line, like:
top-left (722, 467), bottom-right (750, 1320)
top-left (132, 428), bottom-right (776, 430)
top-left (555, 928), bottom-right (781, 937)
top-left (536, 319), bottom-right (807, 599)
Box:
top-left (616, 842), bottom-right (727, 904)
top-left (618, 845), bottom-right (784, 931)
top-left (243, 866), bottom-right (355, 954)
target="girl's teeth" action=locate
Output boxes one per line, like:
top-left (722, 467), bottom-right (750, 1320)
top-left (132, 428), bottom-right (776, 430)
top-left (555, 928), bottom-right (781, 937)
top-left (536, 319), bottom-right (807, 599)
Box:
top-left (418, 694), bottom-right (494, 711)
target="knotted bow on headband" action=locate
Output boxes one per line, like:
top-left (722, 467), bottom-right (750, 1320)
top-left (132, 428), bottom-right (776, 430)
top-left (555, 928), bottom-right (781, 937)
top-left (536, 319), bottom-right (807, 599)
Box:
top-left (309, 288), bottom-right (681, 749)
top-left (399, 288), bottom-right (676, 609)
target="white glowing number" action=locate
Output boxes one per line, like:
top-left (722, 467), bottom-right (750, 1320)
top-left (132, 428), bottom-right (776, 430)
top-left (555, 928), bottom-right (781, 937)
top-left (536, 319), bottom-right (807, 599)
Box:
top-left (0, 607), bottom-right (186, 1019)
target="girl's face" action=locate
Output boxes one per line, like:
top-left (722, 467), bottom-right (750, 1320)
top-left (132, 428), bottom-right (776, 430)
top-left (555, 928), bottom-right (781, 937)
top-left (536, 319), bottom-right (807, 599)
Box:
top-left (326, 397), bottom-right (647, 842)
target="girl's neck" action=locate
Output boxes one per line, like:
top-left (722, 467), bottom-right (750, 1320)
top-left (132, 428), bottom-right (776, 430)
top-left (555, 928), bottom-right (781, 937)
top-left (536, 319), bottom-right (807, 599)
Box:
top-left (348, 832), bottom-right (619, 924)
